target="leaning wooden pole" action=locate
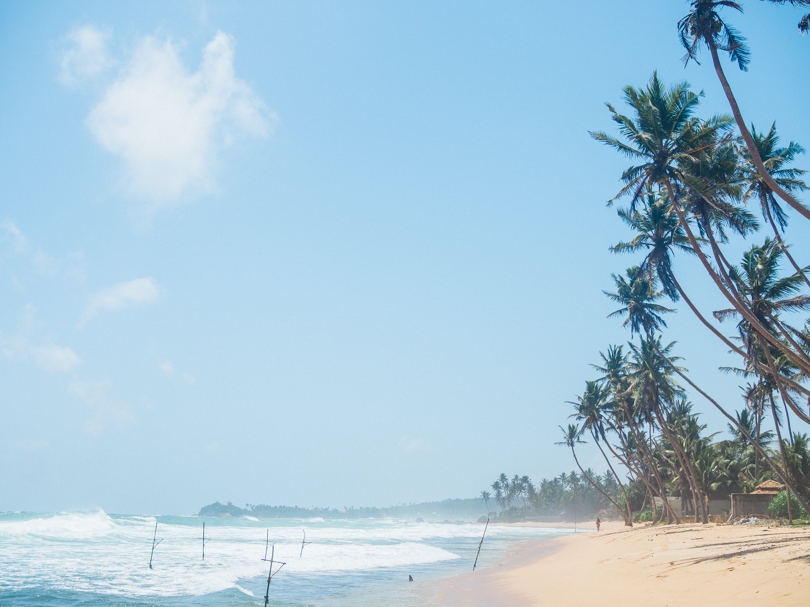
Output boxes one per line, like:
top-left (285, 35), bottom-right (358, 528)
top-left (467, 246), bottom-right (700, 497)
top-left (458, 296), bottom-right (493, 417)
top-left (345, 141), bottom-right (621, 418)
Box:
top-left (149, 521), bottom-right (163, 569)
top-left (472, 517), bottom-right (489, 571)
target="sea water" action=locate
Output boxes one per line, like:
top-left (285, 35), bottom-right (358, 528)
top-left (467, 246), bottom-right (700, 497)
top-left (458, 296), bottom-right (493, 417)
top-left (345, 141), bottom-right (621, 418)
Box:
top-left (0, 511), bottom-right (573, 606)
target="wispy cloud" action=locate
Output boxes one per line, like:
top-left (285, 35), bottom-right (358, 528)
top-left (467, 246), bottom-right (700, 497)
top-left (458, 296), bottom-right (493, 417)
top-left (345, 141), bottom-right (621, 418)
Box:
top-left (83, 30), bottom-right (273, 212)
top-left (0, 307), bottom-right (82, 373)
top-left (69, 379), bottom-right (135, 436)
top-left (1, 219), bottom-right (85, 281)
top-left (399, 435), bottom-right (429, 454)
top-left (59, 25), bottom-right (115, 86)
top-left (80, 277), bottom-right (161, 326)
top-left (1, 336), bottom-right (82, 373)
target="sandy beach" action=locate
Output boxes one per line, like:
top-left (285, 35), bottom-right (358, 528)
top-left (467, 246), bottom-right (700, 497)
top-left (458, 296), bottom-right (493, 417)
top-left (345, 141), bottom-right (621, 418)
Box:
top-left (431, 521), bottom-right (810, 607)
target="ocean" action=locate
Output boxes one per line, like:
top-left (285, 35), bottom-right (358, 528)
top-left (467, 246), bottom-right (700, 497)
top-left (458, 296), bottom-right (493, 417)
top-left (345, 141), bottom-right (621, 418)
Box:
top-left (0, 511), bottom-right (573, 606)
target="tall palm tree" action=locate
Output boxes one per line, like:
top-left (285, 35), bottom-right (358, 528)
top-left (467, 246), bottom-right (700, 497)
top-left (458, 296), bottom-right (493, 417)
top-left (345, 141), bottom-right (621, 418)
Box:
top-left (556, 424), bottom-right (627, 520)
top-left (612, 193), bottom-right (752, 359)
top-left (593, 345), bottom-right (679, 522)
top-left (677, 0), bottom-right (810, 220)
top-left (593, 73), bottom-right (810, 378)
top-left (605, 267), bottom-right (674, 339)
top-left (714, 239), bottom-right (810, 424)
top-left (629, 337), bottom-right (710, 522)
top-left (569, 381), bottom-right (634, 525)
top-left (739, 123), bottom-right (810, 287)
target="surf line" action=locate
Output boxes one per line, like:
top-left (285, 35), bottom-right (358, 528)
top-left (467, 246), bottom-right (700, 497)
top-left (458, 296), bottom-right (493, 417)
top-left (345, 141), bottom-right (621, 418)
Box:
top-left (149, 521), bottom-right (163, 570)
top-left (199, 522), bottom-right (212, 560)
top-left (472, 517), bottom-right (489, 571)
top-left (262, 530), bottom-right (287, 607)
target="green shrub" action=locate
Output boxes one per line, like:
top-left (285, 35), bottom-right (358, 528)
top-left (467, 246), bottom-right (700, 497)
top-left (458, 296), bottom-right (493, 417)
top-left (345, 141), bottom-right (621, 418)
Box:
top-left (767, 491), bottom-right (808, 519)
top-left (635, 508), bottom-right (662, 522)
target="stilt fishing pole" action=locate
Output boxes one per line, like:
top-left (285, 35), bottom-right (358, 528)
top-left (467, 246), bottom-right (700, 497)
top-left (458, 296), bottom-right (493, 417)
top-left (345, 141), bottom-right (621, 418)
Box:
top-left (149, 521), bottom-right (163, 569)
top-left (472, 517), bottom-right (489, 571)
top-left (300, 529), bottom-right (311, 557)
top-left (199, 522), bottom-right (212, 560)
top-left (261, 532), bottom-right (286, 607)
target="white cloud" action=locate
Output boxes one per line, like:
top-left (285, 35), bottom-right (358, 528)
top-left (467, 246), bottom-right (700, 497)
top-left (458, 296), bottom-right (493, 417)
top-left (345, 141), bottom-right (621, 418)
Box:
top-left (80, 277), bottom-right (161, 326)
top-left (30, 344), bottom-right (83, 373)
top-left (59, 25), bottom-right (115, 86)
top-left (85, 30), bottom-right (273, 211)
top-left (1, 219), bottom-right (85, 281)
top-left (399, 435), bottom-right (429, 453)
top-left (1, 219), bottom-right (29, 254)
top-left (1, 307), bottom-right (81, 373)
top-left (1, 332), bottom-right (82, 374)
top-left (159, 360), bottom-right (175, 376)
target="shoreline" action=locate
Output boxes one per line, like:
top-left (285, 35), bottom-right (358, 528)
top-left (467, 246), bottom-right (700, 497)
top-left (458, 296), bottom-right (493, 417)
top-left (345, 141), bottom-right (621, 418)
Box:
top-left (428, 520), bottom-right (810, 606)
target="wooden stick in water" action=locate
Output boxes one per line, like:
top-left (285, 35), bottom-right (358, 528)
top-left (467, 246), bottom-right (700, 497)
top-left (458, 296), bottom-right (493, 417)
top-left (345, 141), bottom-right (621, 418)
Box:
top-left (300, 529), bottom-right (311, 557)
top-left (200, 522), bottom-right (212, 560)
top-left (472, 517), bottom-right (489, 571)
top-left (149, 521), bottom-right (163, 570)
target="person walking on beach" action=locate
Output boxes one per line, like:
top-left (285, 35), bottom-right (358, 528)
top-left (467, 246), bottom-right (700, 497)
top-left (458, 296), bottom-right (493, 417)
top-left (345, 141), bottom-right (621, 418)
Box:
top-left (596, 517), bottom-right (601, 532)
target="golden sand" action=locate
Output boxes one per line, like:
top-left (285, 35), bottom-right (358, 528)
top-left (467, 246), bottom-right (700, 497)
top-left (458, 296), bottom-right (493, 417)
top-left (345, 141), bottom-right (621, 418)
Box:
top-left (431, 520), bottom-right (810, 606)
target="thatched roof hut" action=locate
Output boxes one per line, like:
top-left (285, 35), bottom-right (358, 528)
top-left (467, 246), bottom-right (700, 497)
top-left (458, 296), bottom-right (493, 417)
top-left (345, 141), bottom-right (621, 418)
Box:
top-left (750, 480), bottom-right (784, 495)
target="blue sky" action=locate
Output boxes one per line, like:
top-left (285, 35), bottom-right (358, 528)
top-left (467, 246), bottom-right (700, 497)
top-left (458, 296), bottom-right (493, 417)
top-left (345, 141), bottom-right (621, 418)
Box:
top-left (1, 1), bottom-right (809, 514)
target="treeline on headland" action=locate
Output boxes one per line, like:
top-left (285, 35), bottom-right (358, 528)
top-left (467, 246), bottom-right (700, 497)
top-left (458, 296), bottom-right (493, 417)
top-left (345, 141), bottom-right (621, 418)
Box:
top-left (557, 2), bottom-right (810, 526)
top-left (198, 498), bottom-right (488, 521)
top-left (480, 471), bottom-right (626, 523)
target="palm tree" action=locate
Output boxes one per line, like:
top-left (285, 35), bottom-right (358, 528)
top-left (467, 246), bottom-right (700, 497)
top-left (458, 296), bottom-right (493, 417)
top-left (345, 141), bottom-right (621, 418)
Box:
top-left (739, 123), bottom-right (810, 288)
top-left (593, 73), bottom-right (810, 378)
top-left (556, 424), bottom-right (627, 521)
top-left (604, 267), bottom-right (674, 339)
top-left (593, 345), bottom-right (679, 522)
top-left (611, 193), bottom-right (752, 359)
top-left (629, 337), bottom-right (709, 522)
top-left (714, 239), bottom-right (810, 425)
top-left (569, 380), bottom-right (634, 525)
top-left (677, 0), bottom-right (810, 220)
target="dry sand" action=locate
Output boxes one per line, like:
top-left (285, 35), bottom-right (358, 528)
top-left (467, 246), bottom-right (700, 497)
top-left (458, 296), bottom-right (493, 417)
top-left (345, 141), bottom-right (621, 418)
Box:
top-left (430, 520), bottom-right (810, 606)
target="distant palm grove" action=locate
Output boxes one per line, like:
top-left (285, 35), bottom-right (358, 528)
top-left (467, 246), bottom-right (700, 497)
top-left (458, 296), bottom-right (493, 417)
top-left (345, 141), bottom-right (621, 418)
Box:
top-left (552, 1), bottom-right (810, 525)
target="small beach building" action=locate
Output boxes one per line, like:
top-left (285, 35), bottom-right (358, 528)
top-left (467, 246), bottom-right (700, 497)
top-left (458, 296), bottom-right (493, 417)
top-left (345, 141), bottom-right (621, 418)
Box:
top-left (728, 480), bottom-right (784, 520)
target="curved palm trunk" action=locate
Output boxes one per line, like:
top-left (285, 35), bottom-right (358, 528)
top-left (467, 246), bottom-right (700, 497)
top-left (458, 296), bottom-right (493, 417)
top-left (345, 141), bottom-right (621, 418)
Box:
top-left (707, 41), bottom-right (810, 221)
top-left (656, 343), bottom-right (810, 515)
top-left (666, 183), bottom-right (810, 377)
top-left (652, 400), bottom-right (708, 524)
top-left (769, 393), bottom-right (793, 524)
top-left (608, 424), bottom-right (673, 523)
top-left (700, 217), bottom-right (810, 378)
top-left (620, 403), bottom-right (680, 523)
top-left (672, 273), bottom-right (810, 401)
top-left (762, 203), bottom-right (810, 290)
top-left (759, 336), bottom-right (810, 426)
top-left (568, 445), bottom-right (625, 522)
top-left (592, 431), bottom-right (633, 526)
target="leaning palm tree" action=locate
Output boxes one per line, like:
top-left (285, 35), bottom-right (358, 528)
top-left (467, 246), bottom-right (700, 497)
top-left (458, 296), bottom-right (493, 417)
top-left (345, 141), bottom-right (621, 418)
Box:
top-left (604, 267), bottom-right (674, 340)
top-left (593, 73), bottom-right (810, 378)
top-left (569, 381), bottom-right (633, 525)
top-left (629, 337), bottom-right (709, 522)
top-left (556, 424), bottom-right (627, 521)
top-left (677, 0), bottom-right (810, 220)
top-left (739, 123), bottom-right (810, 287)
top-left (714, 239), bottom-right (810, 425)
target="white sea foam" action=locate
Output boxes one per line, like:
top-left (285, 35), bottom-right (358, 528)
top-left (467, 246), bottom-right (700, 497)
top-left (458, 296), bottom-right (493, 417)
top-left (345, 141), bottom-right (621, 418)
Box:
top-left (0, 512), bottom-right (566, 599)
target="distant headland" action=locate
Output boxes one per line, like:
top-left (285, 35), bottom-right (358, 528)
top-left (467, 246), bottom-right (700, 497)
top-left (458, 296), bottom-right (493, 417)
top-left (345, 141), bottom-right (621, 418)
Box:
top-left (198, 498), bottom-right (488, 521)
